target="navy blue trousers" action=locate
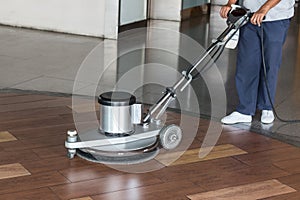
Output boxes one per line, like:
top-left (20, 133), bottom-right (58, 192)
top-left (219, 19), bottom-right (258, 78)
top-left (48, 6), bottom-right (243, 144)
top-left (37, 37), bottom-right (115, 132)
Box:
top-left (235, 19), bottom-right (290, 115)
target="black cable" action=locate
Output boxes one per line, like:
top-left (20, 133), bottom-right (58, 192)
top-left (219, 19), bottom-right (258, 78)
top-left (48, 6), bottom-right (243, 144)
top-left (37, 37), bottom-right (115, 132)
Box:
top-left (191, 14), bottom-right (249, 80)
top-left (260, 24), bottom-right (300, 123)
top-left (191, 28), bottom-right (238, 80)
top-left (186, 40), bottom-right (220, 78)
top-left (198, 43), bottom-right (226, 76)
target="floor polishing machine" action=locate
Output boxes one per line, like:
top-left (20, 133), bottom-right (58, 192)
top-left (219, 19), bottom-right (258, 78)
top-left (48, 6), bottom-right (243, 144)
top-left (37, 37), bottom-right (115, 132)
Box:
top-left (65, 5), bottom-right (252, 164)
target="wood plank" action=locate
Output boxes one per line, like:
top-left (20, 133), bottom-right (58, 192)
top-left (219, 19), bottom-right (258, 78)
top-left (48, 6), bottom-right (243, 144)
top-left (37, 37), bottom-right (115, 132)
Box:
top-left (215, 131), bottom-right (290, 153)
top-left (278, 173), bottom-right (300, 190)
top-left (0, 134), bottom-right (65, 151)
top-left (106, 158), bottom-right (165, 174)
top-left (32, 145), bottom-right (68, 159)
top-left (70, 197), bottom-right (93, 200)
top-left (260, 192), bottom-right (300, 200)
top-left (60, 112), bottom-right (100, 123)
top-left (234, 146), bottom-right (300, 166)
top-left (0, 106), bottom-right (72, 123)
top-left (0, 149), bottom-right (40, 165)
top-left (92, 180), bottom-right (204, 200)
top-left (0, 163), bottom-right (30, 180)
top-left (155, 144), bottom-right (247, 166)
top-left (273, 158), bottom-right (300, 174)
top-left (0, 115), bottom-right (74, 131)
top-left (10, 123), bottom-right (75, 140)
top-left (21, 156), bottom-right (94, 174)
top-left (0, 131), bottom-right (17, 142)
top-left (0, 98), bottom-right (71, 113)
top-left (0, 94), bottom-right (55, 105)
top-left (189, 164), bottom-right (290, 191)
top-left (58, 165), bottom-right (124, 183)
top-left (0, 171), bottom-right (70, 194)
top-left (0, 187), bottom-right (59, 200)
top-left (150, 157), bottom-right (248, 182)
top-left (50, 174), bottom-right (163, 199)
top-left (68, 103), bottom-right (99, 113)
top-left (187, 179), bottom-right (296, 200)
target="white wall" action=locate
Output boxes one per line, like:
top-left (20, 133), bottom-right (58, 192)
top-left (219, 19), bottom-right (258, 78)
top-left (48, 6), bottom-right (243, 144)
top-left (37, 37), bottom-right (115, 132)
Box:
top-left (0, 0), bottom-right (119, 39)
top-left (150, 0), bottom-right (182, 21)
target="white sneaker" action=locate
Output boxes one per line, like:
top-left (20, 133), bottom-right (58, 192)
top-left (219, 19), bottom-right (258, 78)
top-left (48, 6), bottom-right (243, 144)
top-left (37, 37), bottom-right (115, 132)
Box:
top-left (221, 111), bottom-right (252, 124)
top-left (261, 110), bottom-right (275, 124)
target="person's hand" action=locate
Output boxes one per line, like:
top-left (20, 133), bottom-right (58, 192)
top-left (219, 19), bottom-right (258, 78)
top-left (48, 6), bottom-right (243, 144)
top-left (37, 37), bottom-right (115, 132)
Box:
top-left (250, 8), bottom-right (268, 26)
top-left (220, 5), bottom-right (232, 18)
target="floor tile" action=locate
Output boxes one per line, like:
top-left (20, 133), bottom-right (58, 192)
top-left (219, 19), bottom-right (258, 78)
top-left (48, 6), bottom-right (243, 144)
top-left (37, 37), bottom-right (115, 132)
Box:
top-left (261, 192), bottom-right (300, 200)
top-left (68, 103), bottom-right (99, 113)
top-left (70, 197), bottom-right (93, 200)
top-left (0, 187), bottom-right (58, 200)
top-left (0, 163), bottom-right (30, 180)
top-left (0, 171), bottom-right (70, 194)
top-left (155, 144), bottom-right (247, 166)
top-left (0, 131), bottom-right (17, 143)
top-left (234, 146), bottom-right (300, 166)
top-left (187, 179), bottom-right (296, 200)
top-left (273, 158), bottom-right (300, 174)
top-left (50, 174), bottom-right (163, 199)
top-left (92, 180), bottom-right (203, 200)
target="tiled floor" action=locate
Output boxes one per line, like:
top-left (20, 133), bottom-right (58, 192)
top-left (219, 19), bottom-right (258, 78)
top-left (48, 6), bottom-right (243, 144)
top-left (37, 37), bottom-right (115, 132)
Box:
top-left (0, 4), bottom-right (300, 200)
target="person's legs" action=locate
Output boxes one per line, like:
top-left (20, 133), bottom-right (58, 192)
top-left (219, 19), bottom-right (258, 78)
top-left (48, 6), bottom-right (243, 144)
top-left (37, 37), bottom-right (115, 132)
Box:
top-left (235, 23), bottom-right (262, 116)
top-left (221, 23), bottom-right (261, 124)
top-left (257, 19), bottom-right (291, 111)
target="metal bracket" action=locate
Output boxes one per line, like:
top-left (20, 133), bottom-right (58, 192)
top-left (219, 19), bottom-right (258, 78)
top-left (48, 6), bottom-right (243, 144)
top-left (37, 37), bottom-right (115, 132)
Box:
top-left (180, 71), bottom-right (193, 92)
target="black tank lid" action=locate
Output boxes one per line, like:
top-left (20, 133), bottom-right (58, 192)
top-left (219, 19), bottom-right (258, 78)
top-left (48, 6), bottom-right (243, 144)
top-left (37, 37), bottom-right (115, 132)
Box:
top-left (98, 91), bottom-right (136, 106)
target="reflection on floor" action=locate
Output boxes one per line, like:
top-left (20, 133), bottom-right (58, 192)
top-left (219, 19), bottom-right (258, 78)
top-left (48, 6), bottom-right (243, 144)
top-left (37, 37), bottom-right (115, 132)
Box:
top-left (0, 92), bottom-right (299, 199)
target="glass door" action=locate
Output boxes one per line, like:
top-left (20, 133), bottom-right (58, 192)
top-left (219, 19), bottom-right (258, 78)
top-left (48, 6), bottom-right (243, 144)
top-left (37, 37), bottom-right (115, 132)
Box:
top-left (119, 0), bottom-right (148, 26)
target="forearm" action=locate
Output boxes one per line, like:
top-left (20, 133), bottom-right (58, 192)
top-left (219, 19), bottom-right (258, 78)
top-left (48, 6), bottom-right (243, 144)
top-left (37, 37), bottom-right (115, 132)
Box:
top-left (259, 0), bottom-right (281, 15)
top-left (251, 0), bottom-right (281, 25)
top-left (226, 0), bottom-right (238, 6)
top-left (220, 0), bottom-right (238, 18)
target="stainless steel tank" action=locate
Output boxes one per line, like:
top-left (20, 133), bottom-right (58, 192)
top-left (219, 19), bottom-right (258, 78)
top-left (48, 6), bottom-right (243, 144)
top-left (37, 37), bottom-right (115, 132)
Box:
top-left (98, 91), bottom-right (136, 135)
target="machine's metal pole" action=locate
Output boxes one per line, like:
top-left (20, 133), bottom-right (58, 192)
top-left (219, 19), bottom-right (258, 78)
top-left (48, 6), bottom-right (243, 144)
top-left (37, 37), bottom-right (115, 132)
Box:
top-left (143, 76), bottom-right (186, 123)
top-left (154, 95), bottom-right (175, 120)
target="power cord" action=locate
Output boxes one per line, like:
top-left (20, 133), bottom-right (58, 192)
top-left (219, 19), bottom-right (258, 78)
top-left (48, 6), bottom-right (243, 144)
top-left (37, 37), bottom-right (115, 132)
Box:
top-left (191, 15), bottom-right (248, 80)
top-left (260, 23), bottom-right (300, 123)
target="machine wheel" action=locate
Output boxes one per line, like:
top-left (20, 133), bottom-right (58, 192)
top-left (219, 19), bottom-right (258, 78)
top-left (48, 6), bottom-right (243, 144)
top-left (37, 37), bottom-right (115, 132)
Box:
top-left (159, 125), bottom-right (182, 150)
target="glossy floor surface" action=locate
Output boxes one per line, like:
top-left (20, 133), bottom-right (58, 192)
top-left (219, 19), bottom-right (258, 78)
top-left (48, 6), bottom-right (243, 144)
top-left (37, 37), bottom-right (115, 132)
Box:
top-left (0, 92), bottom-right (299, 199)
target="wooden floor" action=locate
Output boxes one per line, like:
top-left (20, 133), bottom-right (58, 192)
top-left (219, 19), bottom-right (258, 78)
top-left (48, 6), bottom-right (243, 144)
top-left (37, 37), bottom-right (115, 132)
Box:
top-left (0, 92), bottom-right (299, 200)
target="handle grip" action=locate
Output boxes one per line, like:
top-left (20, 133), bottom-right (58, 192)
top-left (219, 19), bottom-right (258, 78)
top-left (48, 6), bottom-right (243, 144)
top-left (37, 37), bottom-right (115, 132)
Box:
top-left (249, 12), bottom-right (266, 20)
